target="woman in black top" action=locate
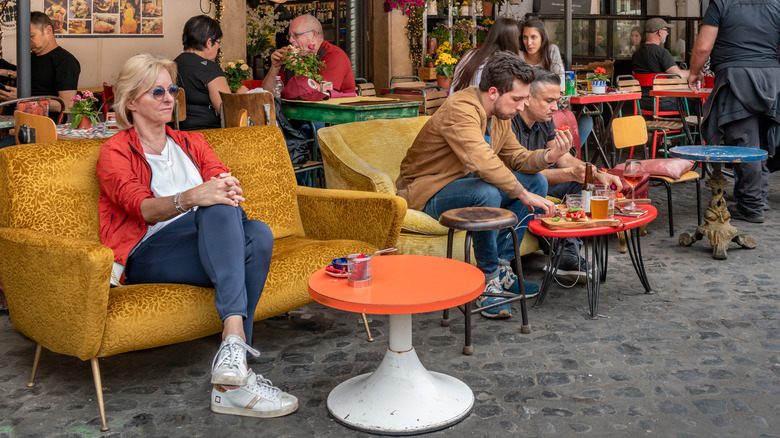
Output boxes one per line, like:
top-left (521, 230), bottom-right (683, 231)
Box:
top-left (174, 15), bottom-right (248, 130)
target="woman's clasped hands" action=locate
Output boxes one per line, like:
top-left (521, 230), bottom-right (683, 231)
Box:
top-left (185, 172), bottom-right (244, 208)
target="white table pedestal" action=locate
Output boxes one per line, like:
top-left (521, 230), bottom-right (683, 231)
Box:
top-left (327, 314), bottom-right (474, 434)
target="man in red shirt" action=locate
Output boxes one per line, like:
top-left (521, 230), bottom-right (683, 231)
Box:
top-left (261, 14), bottom-right (355, 97)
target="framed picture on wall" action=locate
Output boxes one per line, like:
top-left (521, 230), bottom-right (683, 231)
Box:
top-left (44, 0), bottom-right (164, 37)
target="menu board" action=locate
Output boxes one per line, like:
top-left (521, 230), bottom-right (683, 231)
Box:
top-left (44, 0), bottom-right (163, 36)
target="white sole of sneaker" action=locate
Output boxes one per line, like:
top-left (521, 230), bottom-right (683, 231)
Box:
top-left (211, 400), bottom-right (299, 418)
top-left (211, 374), bottom-right (250, 386)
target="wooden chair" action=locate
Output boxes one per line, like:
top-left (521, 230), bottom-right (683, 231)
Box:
top-left (612, 115), bottom-right (701, 237)
top-left (14, 110), bottom-right (58, 144)
top-left (355, 78), bottom-right (376, 97)
top-left (219, 91), bottom-right (276, 128)
top-left (170, 88), bottom-right (186, 130)
top-left (237, 109), bottom-right (249, 127)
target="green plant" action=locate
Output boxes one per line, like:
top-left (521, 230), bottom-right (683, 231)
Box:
top-left (429, 24), bottom-right (450, 43)
top-left (223, 59), bottom-right (251, 92)
top-left (65, 90), bottom-right (100, 129)
top-left (424, 54), bottom-right (435, 64)
top-left (246, 5), bottom-right (290, 58)
top-left (280, 46), bottom-right (326, 82)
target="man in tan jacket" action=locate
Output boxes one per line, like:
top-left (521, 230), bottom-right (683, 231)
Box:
top-left (396, 52), bottom-right (569, 319)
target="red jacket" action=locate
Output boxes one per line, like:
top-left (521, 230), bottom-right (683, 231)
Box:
top-left (96, 126), bottom-right (228, 266)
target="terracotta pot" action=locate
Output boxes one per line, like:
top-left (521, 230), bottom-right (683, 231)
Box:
top-left (436, 75), bottom-right (452, 89)
top-left (77, 116), bottom-right (93, 129)
top-left (426, 62), bottom-right (434, 68)
top-left (483, 1), bottom-right (493, 16)
top-left (427, 36), bottom-right (438, 55)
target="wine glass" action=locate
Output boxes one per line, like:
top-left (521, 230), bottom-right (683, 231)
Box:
top-left (622, 159), bottom-right (643, 211)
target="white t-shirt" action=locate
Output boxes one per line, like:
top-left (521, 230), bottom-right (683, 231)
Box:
top-left (519, 44), bottom-right (565, 75)
top-left (140, 136), bottom-right (204, 244)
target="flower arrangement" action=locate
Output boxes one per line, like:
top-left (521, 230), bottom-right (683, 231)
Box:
top-left (65, 90), bottom-right (100, 129)
top-left (477, 18), bottom-right (493, 43)
top-left (587, 66), bottom-right (610, 82)
top-left (280, 46), bottom-right (325, 82)
top-left (246, 5), bottom-right (290, 58)
top-left (435, 52), bottom-right (458, 78)
top-left (223, 59), bottom-right (251, 92)
top-left (383, 0), bottom-right (426, 15)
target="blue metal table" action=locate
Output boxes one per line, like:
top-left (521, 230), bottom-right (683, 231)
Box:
top-left (668, 146), bottom-right (768, 260)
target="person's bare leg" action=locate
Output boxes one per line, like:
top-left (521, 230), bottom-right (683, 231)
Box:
top-left (222, 315), bottom-right (245, 342)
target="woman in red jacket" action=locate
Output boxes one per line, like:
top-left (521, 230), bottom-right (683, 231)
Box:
top-left (96, 53), bottom-right (297, 419)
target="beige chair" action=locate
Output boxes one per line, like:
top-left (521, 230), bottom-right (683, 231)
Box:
top-left (318, 117), bottom-right (540, 260)
top-left (219, 91), bottom-right (276, 128)
top-left (14, 110), bottom-right (58, 144)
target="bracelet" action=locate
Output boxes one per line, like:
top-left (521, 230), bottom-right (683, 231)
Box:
top-left (173, 192), bottom-right (189, 214)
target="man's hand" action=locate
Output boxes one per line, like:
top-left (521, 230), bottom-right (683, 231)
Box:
top-left (568, 163), bottom-right (587, 182)
top-left (0, 85), bottom-right (17, 102)
top-left (517, 190), bottom-right (555, 218)
top-left (688, 72), bottom-right (702, 92)
top-left (545, 128), bottom-right (573, 164)
top-left (595, 170), bottom-right (623, 192)
top-left (269, 48), bottom-right (287, 69)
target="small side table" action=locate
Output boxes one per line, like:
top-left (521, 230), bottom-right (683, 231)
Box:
top-left (668, 146), bottom-right (768, 260)
top-left (308, 255), bottom-right (484, 434)
top-left (528, 206), bottom-right (657, 319)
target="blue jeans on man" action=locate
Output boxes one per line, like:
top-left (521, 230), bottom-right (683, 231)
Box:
top-left (422, 171), bottom-right (548, 280)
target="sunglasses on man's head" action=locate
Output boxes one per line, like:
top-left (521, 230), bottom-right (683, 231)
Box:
top-left (150, 85), bottom-right (180, 101)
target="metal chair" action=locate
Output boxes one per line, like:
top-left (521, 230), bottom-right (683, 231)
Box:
top-left (0, 96), bottom-right (66, 124)
top-left (612, 115), bottom-right (702, 236)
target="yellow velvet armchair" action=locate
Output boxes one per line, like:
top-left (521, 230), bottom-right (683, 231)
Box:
top-left (317, 116), bottom-right (540, 261)
top-left (0, 126), bottom-right (406, 431)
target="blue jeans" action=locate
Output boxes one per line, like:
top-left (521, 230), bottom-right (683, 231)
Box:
top-left (125, 204), bottom-right (273, 346)
top-left (423, 172), bottom-right (548, 278)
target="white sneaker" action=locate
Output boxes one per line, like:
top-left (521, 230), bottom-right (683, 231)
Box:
top-left (211, 370), bottom-right (299, 418)
top-left (211, 334), bottom-right (260, 386)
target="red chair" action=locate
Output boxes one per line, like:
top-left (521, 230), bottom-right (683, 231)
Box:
top-left (99, 82), bottom-right (114, 119)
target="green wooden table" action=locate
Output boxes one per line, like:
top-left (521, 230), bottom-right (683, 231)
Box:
top-left (281, 97), bottom-right (420, 124)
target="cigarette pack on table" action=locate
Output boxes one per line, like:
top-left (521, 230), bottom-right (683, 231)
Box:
top-left (319, 81), bottom-right (333, 93)
top-left (104, 112), bottom-right (120, 131)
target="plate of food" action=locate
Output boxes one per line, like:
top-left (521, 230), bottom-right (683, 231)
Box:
top-left (141, 18), bottom-right (162, 35)
top-left (69, 0), bottom-right (90, 19)
top-left (45, 3), bottom-right (67, 33)
top-left (325, 264), bottom-right (348, 278)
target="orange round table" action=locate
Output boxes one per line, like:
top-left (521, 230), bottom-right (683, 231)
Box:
top-left (528, 205), bottom-right (657, 319)
top-left (308, 255), bottom-right (484, 434)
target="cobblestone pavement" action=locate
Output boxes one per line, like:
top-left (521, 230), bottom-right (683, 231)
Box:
top-left (2, 174), bottom-right (780, 437)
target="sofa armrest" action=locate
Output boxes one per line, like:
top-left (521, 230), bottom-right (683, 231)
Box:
top-left (0, 228), bottom-right (112, 360)
top-left (318, 127), bottom-right (397, 194)
top-left (297, 186), bottom-right (407, 250)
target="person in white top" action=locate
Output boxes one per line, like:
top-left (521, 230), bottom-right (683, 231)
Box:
top-left (450, 17), bottom-right (521, 93)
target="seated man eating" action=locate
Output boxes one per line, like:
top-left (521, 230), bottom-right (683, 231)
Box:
top-left (510, 68), bottom-right (623, 282)
top-left (396, 52), bottom-right (569, 319)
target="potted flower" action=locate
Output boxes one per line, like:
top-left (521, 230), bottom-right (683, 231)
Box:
top-left (65, 90), bottom-right (100, 129)
top-left (586, 66), bottom-right (610, 92)
top-left (223, 59), bottom-right (252, 92)
top-left (424, 54), bottom-right (435, 67)
top-left (280, 46), bottom-right (326, 82)
top-left (434, 52), bottom-right (458, 89)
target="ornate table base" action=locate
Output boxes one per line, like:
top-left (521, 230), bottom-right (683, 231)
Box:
top-left (679, 163), bottom-right (756, 260)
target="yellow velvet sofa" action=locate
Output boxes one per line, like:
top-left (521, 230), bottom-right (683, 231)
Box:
top-left (317, 116), bottom-right (540, 261)
top-left (0, 126), bottom-right (406, 431)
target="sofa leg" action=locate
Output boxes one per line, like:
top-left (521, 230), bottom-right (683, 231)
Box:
top-left (90, 357), bottom-right (110, 432)
top-left (360, 313), bottom-right (374, 342)
top-left (27, 344), bottom-right (42, 387)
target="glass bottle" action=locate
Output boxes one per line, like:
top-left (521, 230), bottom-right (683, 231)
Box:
top-left (581, 163), bottom-right (594, 213)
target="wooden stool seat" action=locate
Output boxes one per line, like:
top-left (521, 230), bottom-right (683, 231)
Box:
top-left (439, 207), bottom-right (518, 231)
top-left (439, 207), bottom-right (531, 355)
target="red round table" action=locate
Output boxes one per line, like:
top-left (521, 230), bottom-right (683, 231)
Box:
top-left (308, 255), bottom-right (484, 434)
top-left (528, 205), bottom-right (657, 319)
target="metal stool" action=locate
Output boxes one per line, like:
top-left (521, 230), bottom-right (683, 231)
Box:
top-left (438, 207), bottom-right (531, 355)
